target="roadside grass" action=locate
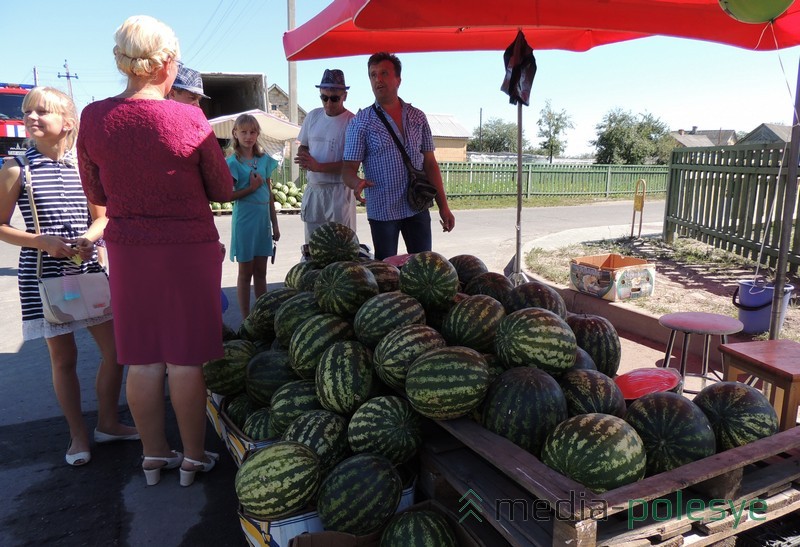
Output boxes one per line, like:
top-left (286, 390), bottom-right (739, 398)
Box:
top-left (525, 235), bottom-right (800, 343)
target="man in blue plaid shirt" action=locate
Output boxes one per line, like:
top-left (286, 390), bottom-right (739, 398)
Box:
top-left (343, 52), bottom-right (455, 260)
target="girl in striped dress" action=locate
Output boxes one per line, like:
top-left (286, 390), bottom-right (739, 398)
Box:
top-left (0, 87), bottom-right (137, 467)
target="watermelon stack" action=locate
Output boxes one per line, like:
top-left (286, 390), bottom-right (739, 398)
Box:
top-left (203, 339), bottom-right (257, 396)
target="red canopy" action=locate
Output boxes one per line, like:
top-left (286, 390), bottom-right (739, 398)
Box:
top-left (284, 0), bottom-right (800, 60)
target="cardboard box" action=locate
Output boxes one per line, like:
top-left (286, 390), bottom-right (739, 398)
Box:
top-left (205, 392), bottom-right (227, 440)
top-left (569, 253), bottom-right (655, 301)
top-left (288, 500), bottom-right (483, 547)
top-left (218, 397), bottom-right (278, 467)
top-left (239, 480), bottom-right (416, 547)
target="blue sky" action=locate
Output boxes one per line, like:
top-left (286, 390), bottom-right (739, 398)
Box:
top-left (6, 0), bottom-right (800, 155)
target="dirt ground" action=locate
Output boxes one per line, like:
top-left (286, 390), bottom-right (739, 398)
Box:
top-left (526, 236), bottom-right (800, 343)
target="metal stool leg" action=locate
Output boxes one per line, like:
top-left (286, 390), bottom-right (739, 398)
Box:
top-left (663, 329), bottom-right (677, 369)
top-left (678, 332), bottom-right (691, 395)
top-left (700, 334), bottom-right (712, 391)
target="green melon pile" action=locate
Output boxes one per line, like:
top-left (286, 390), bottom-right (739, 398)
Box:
top-left (212, 224), bottom-right (780, 530)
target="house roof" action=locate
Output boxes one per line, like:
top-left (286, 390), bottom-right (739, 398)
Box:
top-left (426, 113), bottom-right (471, 139)
top-left (671, 133), bottom-right (715, 147)
top-left (739, 123), bottom-right (792, 144)
top-left (267, 84), bottom-right (308, 117)
top-left (692, 129), bottom-right (737, 145)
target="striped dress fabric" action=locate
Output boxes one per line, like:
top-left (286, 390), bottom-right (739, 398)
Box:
top-left (15, 148), bottom-right (110, 341)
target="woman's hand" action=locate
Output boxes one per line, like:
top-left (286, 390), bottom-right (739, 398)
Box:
top-left (249, 171), bottom-right (264, 193)
top-left (40, 235), bottom-right (79, 259)
top-left (74, 237), bottom-right (96, 262)
top-left (273, 226), bottom-right (281, 241)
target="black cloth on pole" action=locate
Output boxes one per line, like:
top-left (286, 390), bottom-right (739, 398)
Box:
top-left (501, 30), bottom-right (537, 106)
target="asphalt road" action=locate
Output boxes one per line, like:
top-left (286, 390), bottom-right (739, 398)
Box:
top-left (0, 200), bottom-right (665, 546)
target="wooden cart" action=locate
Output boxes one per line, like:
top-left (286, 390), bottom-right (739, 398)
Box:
top-left (420, 418), bottom-right (800, 546)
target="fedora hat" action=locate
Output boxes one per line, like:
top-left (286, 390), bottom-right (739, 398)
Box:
top-left (173, 66), bottom-right (210, 99)
top-left (315, 69), bottom-right (349, 90)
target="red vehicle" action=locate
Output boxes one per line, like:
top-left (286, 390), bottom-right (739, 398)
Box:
top-left (0, 83), bottom-right (33, 160)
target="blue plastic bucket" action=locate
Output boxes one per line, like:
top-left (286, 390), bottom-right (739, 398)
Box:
top-left (732, 280), bottom-right (794, 334)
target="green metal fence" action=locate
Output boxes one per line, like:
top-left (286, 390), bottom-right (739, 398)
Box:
top-left (274, 161), bottom-right (669, 198)
top-left (663, 143), bottom-right (800, 273)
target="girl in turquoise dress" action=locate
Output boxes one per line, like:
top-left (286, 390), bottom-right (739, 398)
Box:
top-left (226, 114), bottom-right (280, 321)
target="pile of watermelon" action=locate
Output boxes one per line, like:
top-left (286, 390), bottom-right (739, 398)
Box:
top-left (205, 221), bottom-right (780, 533)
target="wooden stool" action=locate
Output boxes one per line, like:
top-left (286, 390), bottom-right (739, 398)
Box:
top-left (658, 312), bottom-right (744, 395)
top-left (720, 339), bottom-right (800, 431)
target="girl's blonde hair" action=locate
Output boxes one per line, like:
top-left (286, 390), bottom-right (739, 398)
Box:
top-left (113, 15), bottom-right (180, 80)
top-left (227, 114), bottom-right (265, 159)
top-left (22, 87), bottom-right (79, 150)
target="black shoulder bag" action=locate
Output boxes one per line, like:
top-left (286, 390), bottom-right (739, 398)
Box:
top-left (372, 105), bottom-right (437, 212)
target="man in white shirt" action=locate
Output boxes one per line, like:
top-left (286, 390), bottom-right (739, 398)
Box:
top-left (294, 69), bottom-right (357, 241)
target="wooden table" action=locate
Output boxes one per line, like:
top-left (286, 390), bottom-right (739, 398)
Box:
top-left (720, 339), bottom-right (800, 431)
top-left (658, 312), bottom-right (744, 394)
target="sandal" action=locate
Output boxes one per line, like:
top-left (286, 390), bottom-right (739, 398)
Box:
top-left (65, 440), bottom-right (91, 467)
top-left (142, 451), bottom-right (183, 486)
top-left (179, 451), bottom-right (220, 487)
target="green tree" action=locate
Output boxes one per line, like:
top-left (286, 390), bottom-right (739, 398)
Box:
top-left (537, 100), bottom-right (574, 163)
top-left (592, 108), bottom-right (673, 164)
top-left (468, 117), bottom-right (529, 153)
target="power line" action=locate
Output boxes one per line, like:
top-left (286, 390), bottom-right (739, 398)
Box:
top-left (58, 60), bottom-right (78, 99)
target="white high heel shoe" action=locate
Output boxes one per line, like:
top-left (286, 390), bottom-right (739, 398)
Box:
top-left (142, 451), bottom-right (183, 486)
top-left (179, 451), bottom-right (220, 487)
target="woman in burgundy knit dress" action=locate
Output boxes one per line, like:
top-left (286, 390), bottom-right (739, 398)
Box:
top-left (77, 15), bottom-right (232, 486)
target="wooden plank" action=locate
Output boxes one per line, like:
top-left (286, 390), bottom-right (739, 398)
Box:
top-left (421, 445), bottom-right (554, 547)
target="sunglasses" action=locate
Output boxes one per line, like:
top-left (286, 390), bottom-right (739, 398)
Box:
top-left (320, 95), bottom-right (342, 103)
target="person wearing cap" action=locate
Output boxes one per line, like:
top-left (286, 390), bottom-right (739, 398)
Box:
top-left (294, 69), bottom-right (356, 241)
top-left (168, 65), bottom-right (209, 107)
top-left (342, 52), bottom-right (455, 260)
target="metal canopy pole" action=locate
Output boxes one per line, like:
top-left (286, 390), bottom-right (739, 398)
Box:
top-left (769, 56), bottom-right (800, 340)
top-left (510, 101), bottom-right (527, 286)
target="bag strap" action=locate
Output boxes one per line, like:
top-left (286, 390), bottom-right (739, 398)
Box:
top-left (19, 155), bottom-right (45, 280)
top-left (372, 105), bottom-right (416, 174)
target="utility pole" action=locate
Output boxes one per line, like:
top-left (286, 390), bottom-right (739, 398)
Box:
top-left (58, 60), bottom-right (78, 99)
top-left (288, 0), bottom-right (299, 185)
top-left (33, 66), bottom-right (39, 86)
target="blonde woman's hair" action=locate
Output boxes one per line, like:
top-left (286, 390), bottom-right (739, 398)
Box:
top-left (227, 114), bottom-right (265, 159)
top-left (113, 15), bottom-right (180, 80)
top-left (22, 87), bottom-right (79, 150)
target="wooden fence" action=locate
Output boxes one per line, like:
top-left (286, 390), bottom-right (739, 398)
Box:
top-left (275, 162), bottom-right (669, 199)
top-left (663, 143), bottom-right (800, 273)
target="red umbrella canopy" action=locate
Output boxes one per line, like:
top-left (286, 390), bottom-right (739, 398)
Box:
top-left (284, 0), bottom-right (800, 60)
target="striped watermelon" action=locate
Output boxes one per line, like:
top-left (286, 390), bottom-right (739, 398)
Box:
top-left (464, 271), bottom-right (513, 307)
top-left (373, 324), bottom-right (447, 391)
top-left (483, 353), bottom-right (510, 383)
top-left (298, 269), bottom-right (323, 292)
top-left (308, 222), bottom-right (360, 267)
top-left (242, 407), bottom-right (273, 441)
top-left (505, 280), bottom-right (568, 319)
top-left (274, 292), bottom-right (322, 348)
top-left (316, 453), bottom-right (403, 535)
top-left (481, 367), bottom-right (568, 457)
top-left (239, 287), bottom-right (299, 343)
top-left (625, 392), bottom-right (716, 475)
top-left (245, 349), bottom-right (298, 407)
top-left (269, 379), bottom-right (323, 437)
top-left (559, 369), bottom-right (627, 418)
top-left (494, 308), bottom-right (578, 376)
top-left (380, 509), bottom-right (457, 547)
top-left (692, 381), bottom-right (778, 451)
top-left (289, 313), bottom-right (355, 379)
top-left (405, 346), bottom-right (490, 420)
top-left (282, 409), bottom-right (350, 475)
top-left (348, 396), bottom-right (422, 465)
top-left (541, 413), bottom-right (646, 493)
top-left (222, 322), bottom-right (238, 341)
top-left (441, 294), bottom-right (505, 353)
top-left (448, 254), bottom-right (489, 290)
top-left (203, 339), bottom-right (257, 396)
top-left (566, 314), bottom-right (622, 378)
top-left (362, 260), bottom-right (401, 293)
top-left (315, 341), bottom-right (374, 415)
top-left (571, 347), bottom-right (598, 371)
top-left (314, 261), bottom-right (379, 318)
top-left (285, 261), bottom-right (319, 289)
top-left (235, 441), bottom-right (320, 520)
top-left (399, 251), bottom-right (459, 311)
top-left (353, 292), bottom-right (426, 349)
top-left (224, 393), bottom-right (261, 431)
